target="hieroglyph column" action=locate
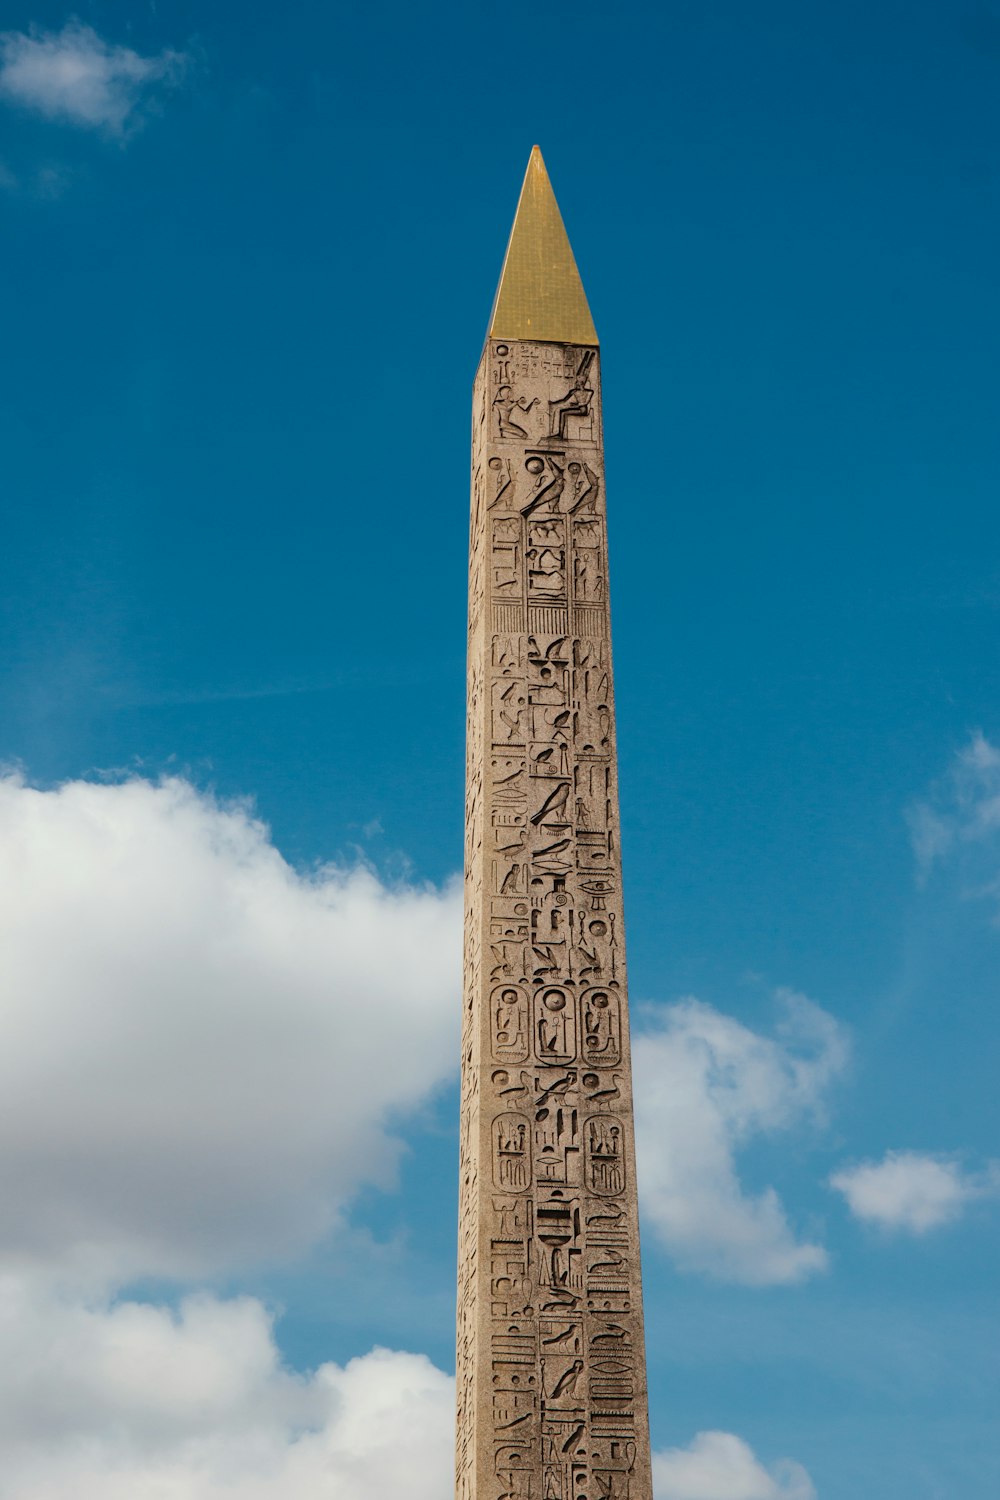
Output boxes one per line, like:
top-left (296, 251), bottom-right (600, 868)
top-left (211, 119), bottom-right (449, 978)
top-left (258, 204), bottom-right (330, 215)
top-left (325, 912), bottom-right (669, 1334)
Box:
top-left (457, 148), bottom-right (654, 1500)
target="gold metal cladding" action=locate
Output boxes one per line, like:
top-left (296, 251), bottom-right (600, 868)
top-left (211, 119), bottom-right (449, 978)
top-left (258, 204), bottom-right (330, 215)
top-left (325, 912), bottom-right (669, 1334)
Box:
top-left (487, 145), bottom-right (599, 346)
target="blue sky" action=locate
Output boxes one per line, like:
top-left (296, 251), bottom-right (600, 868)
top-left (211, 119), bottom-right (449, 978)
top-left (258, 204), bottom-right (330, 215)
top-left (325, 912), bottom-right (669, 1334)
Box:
top-left (0, 3), bottom-right (998, 1498)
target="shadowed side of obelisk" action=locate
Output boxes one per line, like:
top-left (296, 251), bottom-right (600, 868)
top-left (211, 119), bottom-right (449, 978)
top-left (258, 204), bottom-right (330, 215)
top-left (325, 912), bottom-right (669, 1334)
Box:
top-left (458, 148), bottom-right (653, 1500)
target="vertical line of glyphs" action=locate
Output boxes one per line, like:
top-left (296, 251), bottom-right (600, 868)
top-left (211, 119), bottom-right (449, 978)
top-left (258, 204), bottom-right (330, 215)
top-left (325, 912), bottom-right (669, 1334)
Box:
top-left (458, 339), bottom-right (653, 1500)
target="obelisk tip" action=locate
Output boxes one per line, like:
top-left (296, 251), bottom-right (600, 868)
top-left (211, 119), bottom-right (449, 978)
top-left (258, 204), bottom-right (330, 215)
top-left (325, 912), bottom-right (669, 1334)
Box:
top-left (487, 147), bottom-right (598, 346)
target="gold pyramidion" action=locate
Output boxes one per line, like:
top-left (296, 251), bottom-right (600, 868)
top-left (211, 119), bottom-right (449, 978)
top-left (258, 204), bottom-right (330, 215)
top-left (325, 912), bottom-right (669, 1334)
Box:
top-left (487, 146), bottom-right (598, 346)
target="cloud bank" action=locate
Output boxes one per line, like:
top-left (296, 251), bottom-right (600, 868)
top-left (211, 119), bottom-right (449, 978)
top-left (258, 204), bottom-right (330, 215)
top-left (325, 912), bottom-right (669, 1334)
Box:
top-left (0, 21), bottom-right (186, 135)
top-left (0, 1276), bottom-right (815, 1500)
top-left (0, 771), bottom-right (819, 1494)
top-left (830, 1150), bottom-right (1000, 1234)
top-left (0, 773), bottom-right (460, 1283)
top-left (634, 992), bottom-right (848, 1284)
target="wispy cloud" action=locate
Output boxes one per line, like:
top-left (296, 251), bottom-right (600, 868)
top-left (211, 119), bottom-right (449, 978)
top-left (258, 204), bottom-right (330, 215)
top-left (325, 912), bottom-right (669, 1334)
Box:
top-left (0, 20), bottom-right (187, 136)
top-left (653, 1430), bottom-right (816, 1500)
top-left (831, 1150), bottom-right (1000, 1234)
top-left (908, 732), bottom-right (1000, 903)
top-left (634, 991), bottom-right (848, 1285)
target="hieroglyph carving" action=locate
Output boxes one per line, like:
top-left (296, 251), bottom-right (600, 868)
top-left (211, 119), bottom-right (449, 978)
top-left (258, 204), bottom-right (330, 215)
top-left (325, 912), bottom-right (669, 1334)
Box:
top-left (458, 340), bottom-right (653, 1500)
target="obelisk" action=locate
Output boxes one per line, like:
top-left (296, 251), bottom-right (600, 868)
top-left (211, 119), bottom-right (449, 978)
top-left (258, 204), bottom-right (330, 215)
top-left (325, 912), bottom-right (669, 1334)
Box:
top-left (458, 149), bottom-right (653, 1500)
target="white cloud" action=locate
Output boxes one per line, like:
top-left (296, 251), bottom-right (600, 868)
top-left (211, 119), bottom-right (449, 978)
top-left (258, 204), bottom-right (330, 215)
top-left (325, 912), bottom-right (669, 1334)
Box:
top-left (634, 991), bottom-right (848, 1284)
top-left (652, 1431), bottom-right (816, 1500)
top-left (909, 732), bottom-right (1000, 891)
top-left (0, 1276), bottom-right (815, 1500)
top-left (0, 771), bottom-right (460, 1493)
top-left (830, 1149), bottom-right (1000, 1234)
top-left (0, 21), bottom-right (186, 135)
top-left (0, 1277), bottom-right (453, 1499)
top-left (0, 773), bottom-right (460, 1283)
top-left (0, 769), bottom-right (824, 1490)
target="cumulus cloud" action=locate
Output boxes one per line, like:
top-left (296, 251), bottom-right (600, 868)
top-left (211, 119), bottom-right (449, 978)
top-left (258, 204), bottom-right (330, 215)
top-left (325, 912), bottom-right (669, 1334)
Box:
top-left (830, 1149), bottom-right (1000, 1234)
top-left (0, 21), bottom-right (186, 135)
top-left (0, 771), bottom-right (462, 1494)
top-left (0, 1277), bottom-right (453, 1499)
top-left (0, 1278), bottom-right (814, 1500)
top-left (652, 1431), bottom-right (816, 1500)
top-left (0, 769), bottom-right (828, 1494)
top-left (909, 732), bottom-right (1000, 898)
top-left (0, 773), bottom-right (460, 1283)
top-left (634, 992), bottom-right (848, 1285)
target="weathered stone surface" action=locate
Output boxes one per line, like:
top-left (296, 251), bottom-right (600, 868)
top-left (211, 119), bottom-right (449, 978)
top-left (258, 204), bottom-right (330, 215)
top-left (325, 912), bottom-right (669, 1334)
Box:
top-left (457, 162), bottom-right (653, 1500)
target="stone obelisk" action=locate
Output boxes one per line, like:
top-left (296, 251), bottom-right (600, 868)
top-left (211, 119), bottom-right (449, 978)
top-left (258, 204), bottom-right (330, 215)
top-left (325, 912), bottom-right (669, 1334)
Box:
top-left (458, 148), bottom-right (653, 1500)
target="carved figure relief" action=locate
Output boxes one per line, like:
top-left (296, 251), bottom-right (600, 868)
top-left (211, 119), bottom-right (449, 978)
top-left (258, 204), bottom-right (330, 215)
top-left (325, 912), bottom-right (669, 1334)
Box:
top-left (493, 984), bottom-right (530, 1064)
top-left (522, 456), bottom-right (565, 517)
top-left (490, 456), bottom-right (515, 509)
top-left (547, 351), bottom-right (596, 440)
top-left (585, 1117), bottom-right (626, 1196)
top-left (581, 988), bottom-right (622, 1067)
top-left (494, 1113), bottom-right (532, 1191)
top-left (528, 544), bottom-right (566, 598)
top-left (495, 385), bottom-right (539, 439)
top-left (567, 462), bottom-right (599, 514)
top-left (533, 987), bottom-right (576, 1065)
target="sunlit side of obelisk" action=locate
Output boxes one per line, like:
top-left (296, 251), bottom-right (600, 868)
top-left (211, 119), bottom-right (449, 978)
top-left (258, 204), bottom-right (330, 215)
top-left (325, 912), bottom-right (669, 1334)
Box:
top-left (457, 148), bottom-right (654, 1500)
